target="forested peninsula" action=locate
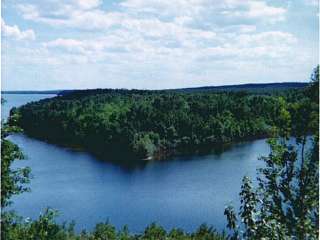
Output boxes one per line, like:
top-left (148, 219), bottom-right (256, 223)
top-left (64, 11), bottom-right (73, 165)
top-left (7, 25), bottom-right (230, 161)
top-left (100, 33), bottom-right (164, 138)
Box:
top-left (9, 83), bottom-right (316, 160)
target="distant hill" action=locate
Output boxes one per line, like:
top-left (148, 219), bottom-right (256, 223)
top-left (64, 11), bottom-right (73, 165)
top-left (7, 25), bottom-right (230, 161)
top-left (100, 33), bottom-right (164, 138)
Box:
top-left (170, 82), bottom-right (308, 93)
top-left (2, 82), bottom-right (308, 95)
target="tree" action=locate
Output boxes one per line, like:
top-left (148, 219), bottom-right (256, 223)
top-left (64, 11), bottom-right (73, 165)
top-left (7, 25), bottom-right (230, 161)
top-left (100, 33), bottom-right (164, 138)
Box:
top-left (1, 117), bottom-right (30, 208)
top-left (225, 136), bottom-right (319, 239)
top-left (1, 102), bottom-right (31, 239)
top-left (224, 66), bottom-right (319, 240)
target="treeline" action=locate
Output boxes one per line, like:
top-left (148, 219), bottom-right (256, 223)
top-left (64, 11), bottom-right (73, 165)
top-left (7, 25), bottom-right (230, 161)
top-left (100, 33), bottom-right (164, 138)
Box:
top-left (170, 82), bottom-right (307, 93)
top-left (10, 82), bottom-right (314, 160)
top-left (2, 212), bottom-right (225, 240)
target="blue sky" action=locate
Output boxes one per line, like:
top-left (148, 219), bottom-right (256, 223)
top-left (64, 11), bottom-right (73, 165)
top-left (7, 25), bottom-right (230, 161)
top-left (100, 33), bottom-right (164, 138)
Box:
top-left (1, 0), bottom-right (319, 90)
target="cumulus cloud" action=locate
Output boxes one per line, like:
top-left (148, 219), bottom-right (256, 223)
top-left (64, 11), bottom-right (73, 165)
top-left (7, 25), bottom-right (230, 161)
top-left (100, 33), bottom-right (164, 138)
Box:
top-left (42, 28), bottom-right (298, 70)
top-left (1, 19), bottom-right (36, 40)
top-left (17, 4), bottom-right (39, 20)
top-left (74, 0), bottom-right (102, 10)
top-left (121, 0), bottom-right (287, 23)
top-left (221, 1), bottom-right (287, 23)
top-left (120, 0), bottom-right (206, 19)
top-left (17, 0), bottom-right (287, 30)
top-left (4, 0), bottom-right (316, 90)
top-left (235, 31), bottom-right (297, 47)
top-left (25, 0), bottom-right (295, 70)
top-left (44, 38), bottom-right (86, 53)
top-left (17, 2), bottom-right (125, 29)
top-left (304, 0), bottom-right (319, 6)
top-left (14, 0), bottom-right (294, 64)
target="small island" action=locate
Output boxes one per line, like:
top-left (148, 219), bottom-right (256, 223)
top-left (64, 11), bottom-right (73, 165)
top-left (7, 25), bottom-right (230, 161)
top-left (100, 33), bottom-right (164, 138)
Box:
top-left (9, 83), bottom-right (314, 161)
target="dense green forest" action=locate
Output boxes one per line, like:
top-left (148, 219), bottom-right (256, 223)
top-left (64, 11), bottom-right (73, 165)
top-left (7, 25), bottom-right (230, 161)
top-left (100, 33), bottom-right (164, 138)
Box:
top-left (9, 81), bottom-right (312, 160)
top-left (1, 67), bottom-right (319, 239)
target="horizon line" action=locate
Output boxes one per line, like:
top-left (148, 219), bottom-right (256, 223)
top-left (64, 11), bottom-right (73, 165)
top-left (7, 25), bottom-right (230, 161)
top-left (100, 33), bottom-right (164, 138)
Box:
top-left (1, 81), bottom-right (309, 93)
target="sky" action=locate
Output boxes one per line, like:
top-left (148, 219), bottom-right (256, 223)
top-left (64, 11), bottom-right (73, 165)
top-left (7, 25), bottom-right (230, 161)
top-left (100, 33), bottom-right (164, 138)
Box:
top-left (1, 0), bottom-right (319, 90)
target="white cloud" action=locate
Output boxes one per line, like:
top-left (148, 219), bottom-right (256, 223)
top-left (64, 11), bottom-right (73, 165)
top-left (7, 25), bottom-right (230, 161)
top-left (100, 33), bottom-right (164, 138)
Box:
top-left (218, 24), bottom-right (257, 33)
top-left (120, 0), bottom-right (206, 18)
top-left (74, 0), bottom-right (102, 10)
top-left (44, 38), bottom-right (86, 53)
top-left (121, 0), bottom-right (287, 23)
top-left (305, 0), bottom-right (318, 6)
top-left (222, 1), bottom-right (286, 23)
top-left (42, 28), bottom-right (298, 70)
top-left (13, 0), bottom-right (295, 67)
top-left (17, 4), bottom-right (39, 20)
top-left (246, 1), bottom-right (286, 22)
top-left (235, 31), bottom-right (297, 47)
top-left (6, 0), bottom-right (316, 90)
top-left (17, 3), bottom-right (125, 29)
top-left (1, 19), bottom-right (36, 40)
top-left (17, 0), bottom-right (287, 31)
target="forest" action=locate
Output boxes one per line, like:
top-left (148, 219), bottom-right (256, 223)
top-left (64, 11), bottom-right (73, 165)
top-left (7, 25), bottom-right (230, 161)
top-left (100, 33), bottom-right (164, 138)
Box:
top-left (9, 79), bottom-right (315, 160)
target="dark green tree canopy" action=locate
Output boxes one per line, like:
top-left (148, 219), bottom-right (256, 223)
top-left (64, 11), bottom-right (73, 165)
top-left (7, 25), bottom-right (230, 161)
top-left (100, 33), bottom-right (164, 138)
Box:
top-left (11, 85), bottom-right (309, 160)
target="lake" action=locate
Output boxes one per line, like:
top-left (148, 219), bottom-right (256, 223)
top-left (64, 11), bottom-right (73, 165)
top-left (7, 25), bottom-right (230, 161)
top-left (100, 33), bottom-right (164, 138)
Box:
top-left (2, 94), bottom-right (269, 233)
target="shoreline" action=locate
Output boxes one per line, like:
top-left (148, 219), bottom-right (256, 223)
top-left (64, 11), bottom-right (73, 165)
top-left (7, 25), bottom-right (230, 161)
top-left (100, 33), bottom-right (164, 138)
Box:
top-left (12, 130), bottom-right (270, 163)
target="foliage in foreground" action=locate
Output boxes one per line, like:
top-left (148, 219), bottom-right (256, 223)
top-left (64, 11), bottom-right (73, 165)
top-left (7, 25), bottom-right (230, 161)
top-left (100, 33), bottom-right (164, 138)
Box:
top-left (1, 123), bottom-right (30, 208)
top-left (2, 210), bottom-right (225, 240)
top-left (225, 137), bottom-right (319, 239)
top-left (224, 66), bottom-right (319, 239)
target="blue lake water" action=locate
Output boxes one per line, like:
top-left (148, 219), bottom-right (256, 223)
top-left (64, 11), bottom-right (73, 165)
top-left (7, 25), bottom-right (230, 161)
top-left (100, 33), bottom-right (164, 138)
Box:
top-left (2, 94), bottom-right (270, 233)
